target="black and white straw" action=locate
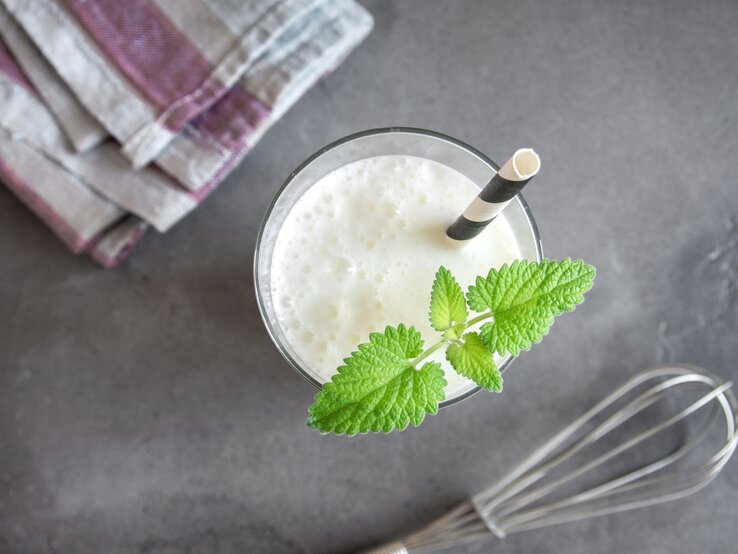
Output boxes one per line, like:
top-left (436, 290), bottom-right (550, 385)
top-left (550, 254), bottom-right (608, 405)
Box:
top-left (446, 148), bottom-right (540, 242)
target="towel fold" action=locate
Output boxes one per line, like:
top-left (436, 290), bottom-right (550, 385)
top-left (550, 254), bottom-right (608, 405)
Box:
top-left (0, 9), bottom-right (108, 152)
top-left (0, 0), bottom-right (372, 266)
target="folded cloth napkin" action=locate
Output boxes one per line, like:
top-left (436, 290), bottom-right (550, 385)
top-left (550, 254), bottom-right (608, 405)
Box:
top-left (0, 0), bottom-right (372, 266)
top-left (0, 36), bottom-right (161, 265)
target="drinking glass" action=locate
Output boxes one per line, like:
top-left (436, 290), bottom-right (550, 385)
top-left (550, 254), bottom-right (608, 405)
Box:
top-left (254, 128), bottom-right (542, 406)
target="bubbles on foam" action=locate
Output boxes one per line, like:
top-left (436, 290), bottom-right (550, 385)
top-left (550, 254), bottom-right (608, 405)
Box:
top-left (282, 313), bottom-right (303, 334)
top-left (382, 202), bottom-right (401, 219)
top-left (326, 302), bottom-right (342, 319)
top-left (335, 256), bottom-right (355, 276)
top-left (270, 154), bottom-right (523, 399)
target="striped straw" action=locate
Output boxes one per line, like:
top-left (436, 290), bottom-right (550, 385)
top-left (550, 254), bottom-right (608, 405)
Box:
top-left (446, 148), bottom-right (540, 242)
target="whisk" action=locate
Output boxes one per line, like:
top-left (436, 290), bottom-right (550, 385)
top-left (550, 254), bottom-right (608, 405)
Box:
top-left (362, 364), bottom-right (737, 553)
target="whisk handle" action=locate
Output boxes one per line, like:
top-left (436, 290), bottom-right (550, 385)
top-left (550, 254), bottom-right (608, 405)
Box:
top-left (358, 541), bottom-right (409, 554)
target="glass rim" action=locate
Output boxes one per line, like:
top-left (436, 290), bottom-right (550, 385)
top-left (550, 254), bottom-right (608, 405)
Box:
top-left (253, 127), bottom-right (543, 408)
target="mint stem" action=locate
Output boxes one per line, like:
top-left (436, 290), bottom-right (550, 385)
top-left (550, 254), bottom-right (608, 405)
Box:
top-left (410, 339), bottom-right (447, 367)
top-left (467, 311), bottom-right (494, 327)
top-left (410, 311), bottom-right (495, 369)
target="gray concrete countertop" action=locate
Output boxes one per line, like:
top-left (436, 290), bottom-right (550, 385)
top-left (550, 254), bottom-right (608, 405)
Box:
top-left (1, 1), bottom-right (737, 552)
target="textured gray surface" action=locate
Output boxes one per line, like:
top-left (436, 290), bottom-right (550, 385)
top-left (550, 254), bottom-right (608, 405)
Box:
top-left (1, 0), bottom-right (737, 552)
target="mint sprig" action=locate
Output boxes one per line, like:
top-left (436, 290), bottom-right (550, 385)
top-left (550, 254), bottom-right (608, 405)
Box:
top-left (308, 259), bottom-right (595, 435)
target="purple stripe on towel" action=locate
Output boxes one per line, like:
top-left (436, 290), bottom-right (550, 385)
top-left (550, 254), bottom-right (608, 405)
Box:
top-left (65, 0), bottom-right (230, 131)
top-left (88, 219), bottom-right (148, 268)
top-left (0, 157), bottom-right (88, 253)
top-left (189, 87), bottom-right (271, 152)
top-left (103, 224), bottom-right (147, 267)
top-left (64, 0), bottom-right (273, 150)
top-left (0, 37), bottom-right (36, 94)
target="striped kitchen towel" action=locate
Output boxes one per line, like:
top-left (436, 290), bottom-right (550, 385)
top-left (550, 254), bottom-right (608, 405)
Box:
top-left (0, 0), bottom-right (372, 266)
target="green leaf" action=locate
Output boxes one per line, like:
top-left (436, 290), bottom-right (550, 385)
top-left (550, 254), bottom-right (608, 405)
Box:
top-left (446, 332), bottom-right (502, 392)
top-left (307, 324), bottom-right (446, 435)
top-left (429, 266), bottom-right (469, 332)
top-left (468, 259), bottom-right (596, 356)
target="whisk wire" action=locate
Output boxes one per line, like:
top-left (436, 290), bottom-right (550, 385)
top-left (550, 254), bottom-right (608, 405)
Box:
top-left (360, 366), bottom-right (737, 553)
top-left (470, 369), bottom-right (696, 513)
top-left (490, 381), bottom-right (732, 521)
top-left (511, 418), bottom-right (737, 534)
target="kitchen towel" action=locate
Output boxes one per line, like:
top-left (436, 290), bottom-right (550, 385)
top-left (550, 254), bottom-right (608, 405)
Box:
top-left (0, 0), bottom-right (372, 266)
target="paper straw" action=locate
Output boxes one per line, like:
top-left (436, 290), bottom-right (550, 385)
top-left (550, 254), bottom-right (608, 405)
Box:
top-left (446, 148), bottom-right (540, 242)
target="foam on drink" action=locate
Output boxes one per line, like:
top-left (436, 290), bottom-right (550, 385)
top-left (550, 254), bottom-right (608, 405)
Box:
top-left (270, 155), bottom-right (523, 400)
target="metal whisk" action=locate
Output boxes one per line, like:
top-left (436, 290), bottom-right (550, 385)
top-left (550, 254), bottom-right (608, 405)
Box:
top-left (362, 365), bottom-right (737, 553)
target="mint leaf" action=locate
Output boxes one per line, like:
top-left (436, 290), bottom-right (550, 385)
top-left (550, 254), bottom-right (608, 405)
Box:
top-left (429, 266), bottom-right (468, 333)
top-left (468, 259), bottom-right (595, 356)
top-left (307, 324), bottom-right (446, 435)
top-left (446, 332), bottom-right (502, 392)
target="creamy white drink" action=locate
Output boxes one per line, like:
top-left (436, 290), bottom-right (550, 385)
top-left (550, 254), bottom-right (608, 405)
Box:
top-left (270, 155), bottom-right (523, 400)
